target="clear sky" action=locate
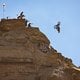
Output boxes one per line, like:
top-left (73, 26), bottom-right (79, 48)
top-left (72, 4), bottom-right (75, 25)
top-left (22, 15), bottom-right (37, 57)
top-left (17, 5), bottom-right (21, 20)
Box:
top-left (0, 0), bottom-right (80, 66)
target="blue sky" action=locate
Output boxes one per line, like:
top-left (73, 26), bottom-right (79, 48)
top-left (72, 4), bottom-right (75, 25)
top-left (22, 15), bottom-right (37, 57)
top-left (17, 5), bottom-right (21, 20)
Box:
top-left (0, 0), bottom-right (80, 66)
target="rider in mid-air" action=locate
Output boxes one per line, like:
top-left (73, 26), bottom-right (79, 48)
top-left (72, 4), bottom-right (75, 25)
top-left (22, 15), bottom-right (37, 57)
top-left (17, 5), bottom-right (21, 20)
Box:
top-left (54, 21), bottom-right (61, 33)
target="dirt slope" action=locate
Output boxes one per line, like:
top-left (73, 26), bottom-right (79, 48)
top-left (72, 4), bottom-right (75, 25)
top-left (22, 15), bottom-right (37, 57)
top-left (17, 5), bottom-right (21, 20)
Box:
top-left (0, 20), bottom-right (80, 80)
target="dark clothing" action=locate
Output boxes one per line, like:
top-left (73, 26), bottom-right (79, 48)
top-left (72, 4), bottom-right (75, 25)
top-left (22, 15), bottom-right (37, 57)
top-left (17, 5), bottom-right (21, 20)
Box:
top-left (25, 20), bottom-right (28, 26)
top-left (28, 23), bottom-right (31, 27)
top-left (54, 22), bottom-right (60, 33)
top-left (56, 26), bottom-right (60, 33)
top-left (17, 11), bottom-right (25, 19)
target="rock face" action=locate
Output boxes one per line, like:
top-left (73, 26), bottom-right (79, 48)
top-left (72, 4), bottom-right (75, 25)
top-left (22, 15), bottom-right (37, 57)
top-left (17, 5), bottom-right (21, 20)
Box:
top-left (0, 19), bottom-right (80, 80)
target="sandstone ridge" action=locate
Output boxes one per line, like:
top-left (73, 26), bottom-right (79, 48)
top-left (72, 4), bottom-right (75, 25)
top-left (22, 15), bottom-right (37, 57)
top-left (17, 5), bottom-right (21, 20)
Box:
top-left (0, 18), bottom-right (80, 80)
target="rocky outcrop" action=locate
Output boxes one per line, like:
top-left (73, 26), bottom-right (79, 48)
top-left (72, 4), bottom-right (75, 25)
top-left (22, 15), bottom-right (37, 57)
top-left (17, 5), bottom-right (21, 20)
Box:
top-left (0, 19), bottom-right (80, 80)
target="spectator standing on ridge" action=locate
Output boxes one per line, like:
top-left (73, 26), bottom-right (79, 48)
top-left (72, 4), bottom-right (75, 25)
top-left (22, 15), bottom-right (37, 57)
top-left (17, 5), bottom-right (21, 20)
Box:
top-left (28, 23), bottom-right (32, 28)
top-left (17, 11), bottom-right (25, 19)
top-left (25, 19), bottom-right (29, 26)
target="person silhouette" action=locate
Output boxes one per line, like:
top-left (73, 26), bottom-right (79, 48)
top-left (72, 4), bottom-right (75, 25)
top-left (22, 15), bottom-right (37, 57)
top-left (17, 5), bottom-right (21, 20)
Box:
top-left (17, 11), bottom-right (25, 19)
top-left (28, 23), bottom-right (32, 27)
top-left (54, 21), bottom-right (61, 33)
top-left (25, 19), bottom-right (29, 26)
top-left (20, 12), bottom-right (23, 16)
